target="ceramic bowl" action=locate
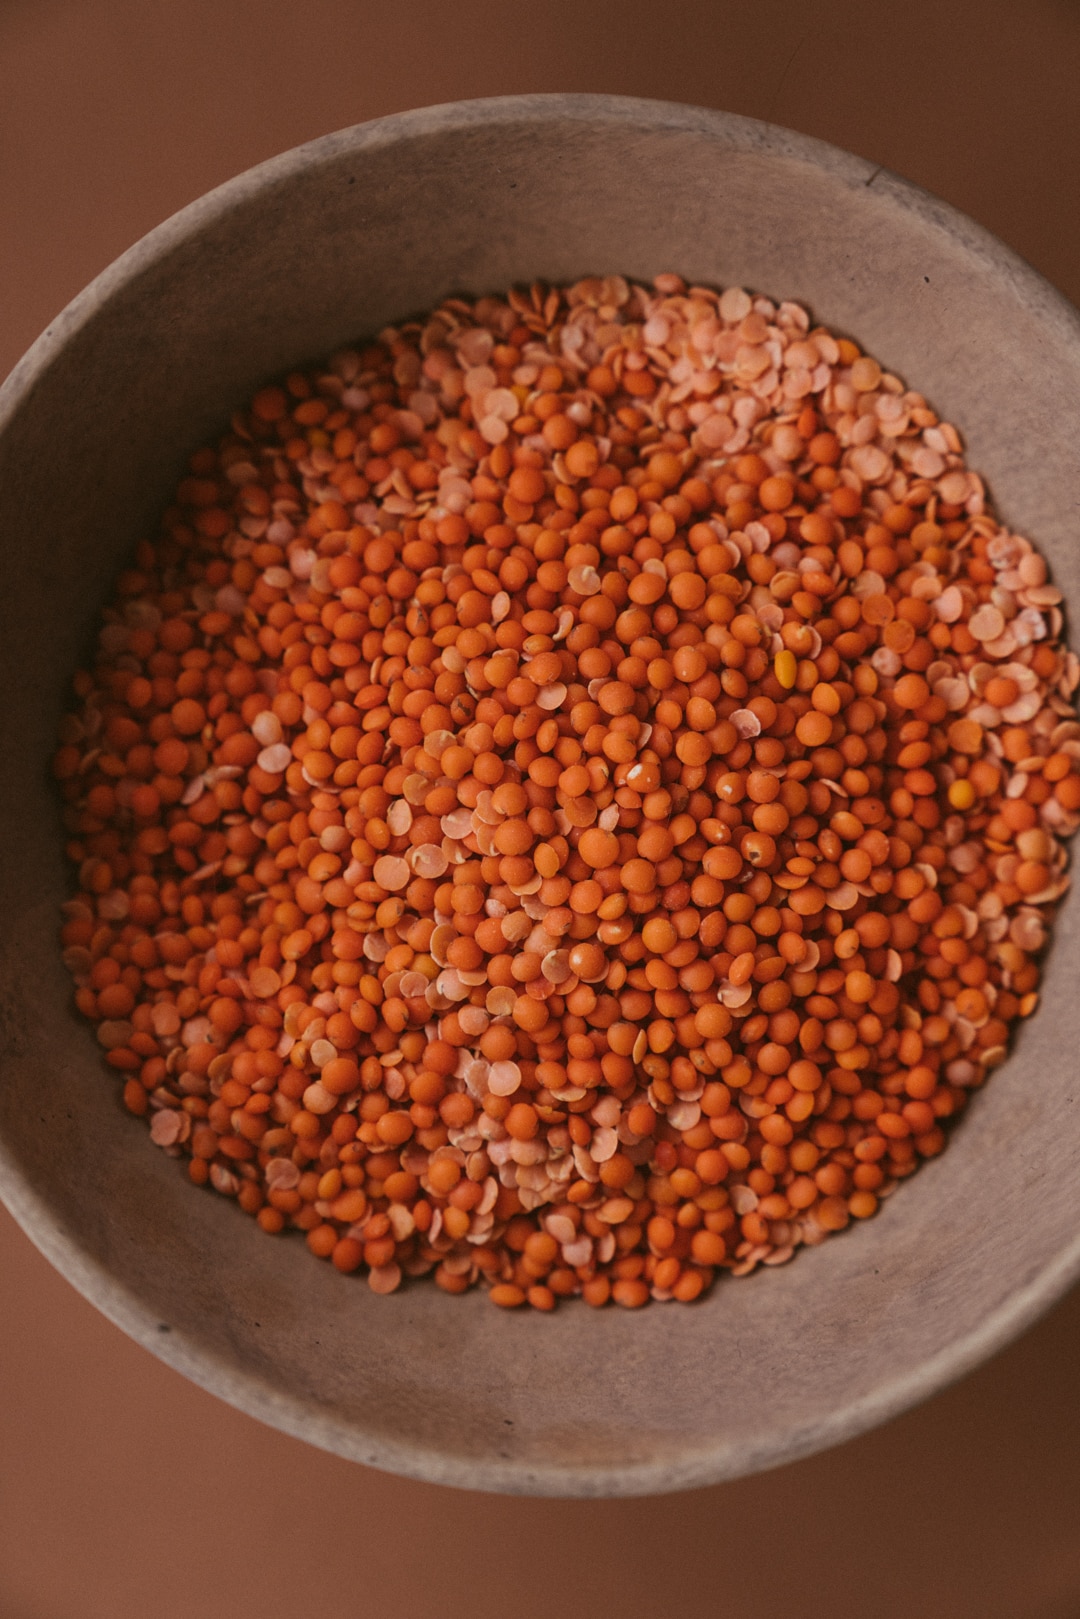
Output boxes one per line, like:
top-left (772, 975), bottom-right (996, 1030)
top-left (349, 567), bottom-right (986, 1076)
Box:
top-left (2, 95), bottom-right (1079, 1496)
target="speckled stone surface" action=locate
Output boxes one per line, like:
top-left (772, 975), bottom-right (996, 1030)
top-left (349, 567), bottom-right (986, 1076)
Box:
top-left (1, 95), bottom-right (1079, 1497)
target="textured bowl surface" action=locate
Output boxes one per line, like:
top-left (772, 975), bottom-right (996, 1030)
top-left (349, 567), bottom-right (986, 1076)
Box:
top-left (2, 94), bottom-right (1080, 1497)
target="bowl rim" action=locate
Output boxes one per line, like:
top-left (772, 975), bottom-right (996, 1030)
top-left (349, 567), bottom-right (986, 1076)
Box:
top-left (3, 91), bottom-right (1080, 1497)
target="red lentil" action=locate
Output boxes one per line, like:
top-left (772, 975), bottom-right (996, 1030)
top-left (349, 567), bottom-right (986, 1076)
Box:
top-left (56, 272), bottom-right (1079, 1307)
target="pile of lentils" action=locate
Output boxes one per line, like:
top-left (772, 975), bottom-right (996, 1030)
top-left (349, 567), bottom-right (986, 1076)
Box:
top-left (55, 273), bottom-right (1080, 1309)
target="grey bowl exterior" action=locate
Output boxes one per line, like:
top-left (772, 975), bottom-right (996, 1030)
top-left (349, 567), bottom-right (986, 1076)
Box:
top-left (1, 94), bottom-right (1079, 1497)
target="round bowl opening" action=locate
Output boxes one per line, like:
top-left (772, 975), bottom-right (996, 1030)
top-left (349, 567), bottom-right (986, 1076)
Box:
top-left (2, 94), bottom-right (1079, 1496)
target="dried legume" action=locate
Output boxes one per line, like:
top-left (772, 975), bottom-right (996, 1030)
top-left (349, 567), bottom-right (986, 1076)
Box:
top-left (55, 273), bottom-right (1080, 1307)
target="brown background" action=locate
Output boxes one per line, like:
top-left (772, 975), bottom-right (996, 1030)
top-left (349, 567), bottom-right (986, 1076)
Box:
top-left (2, 3), bottom-right (1080, 1615)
